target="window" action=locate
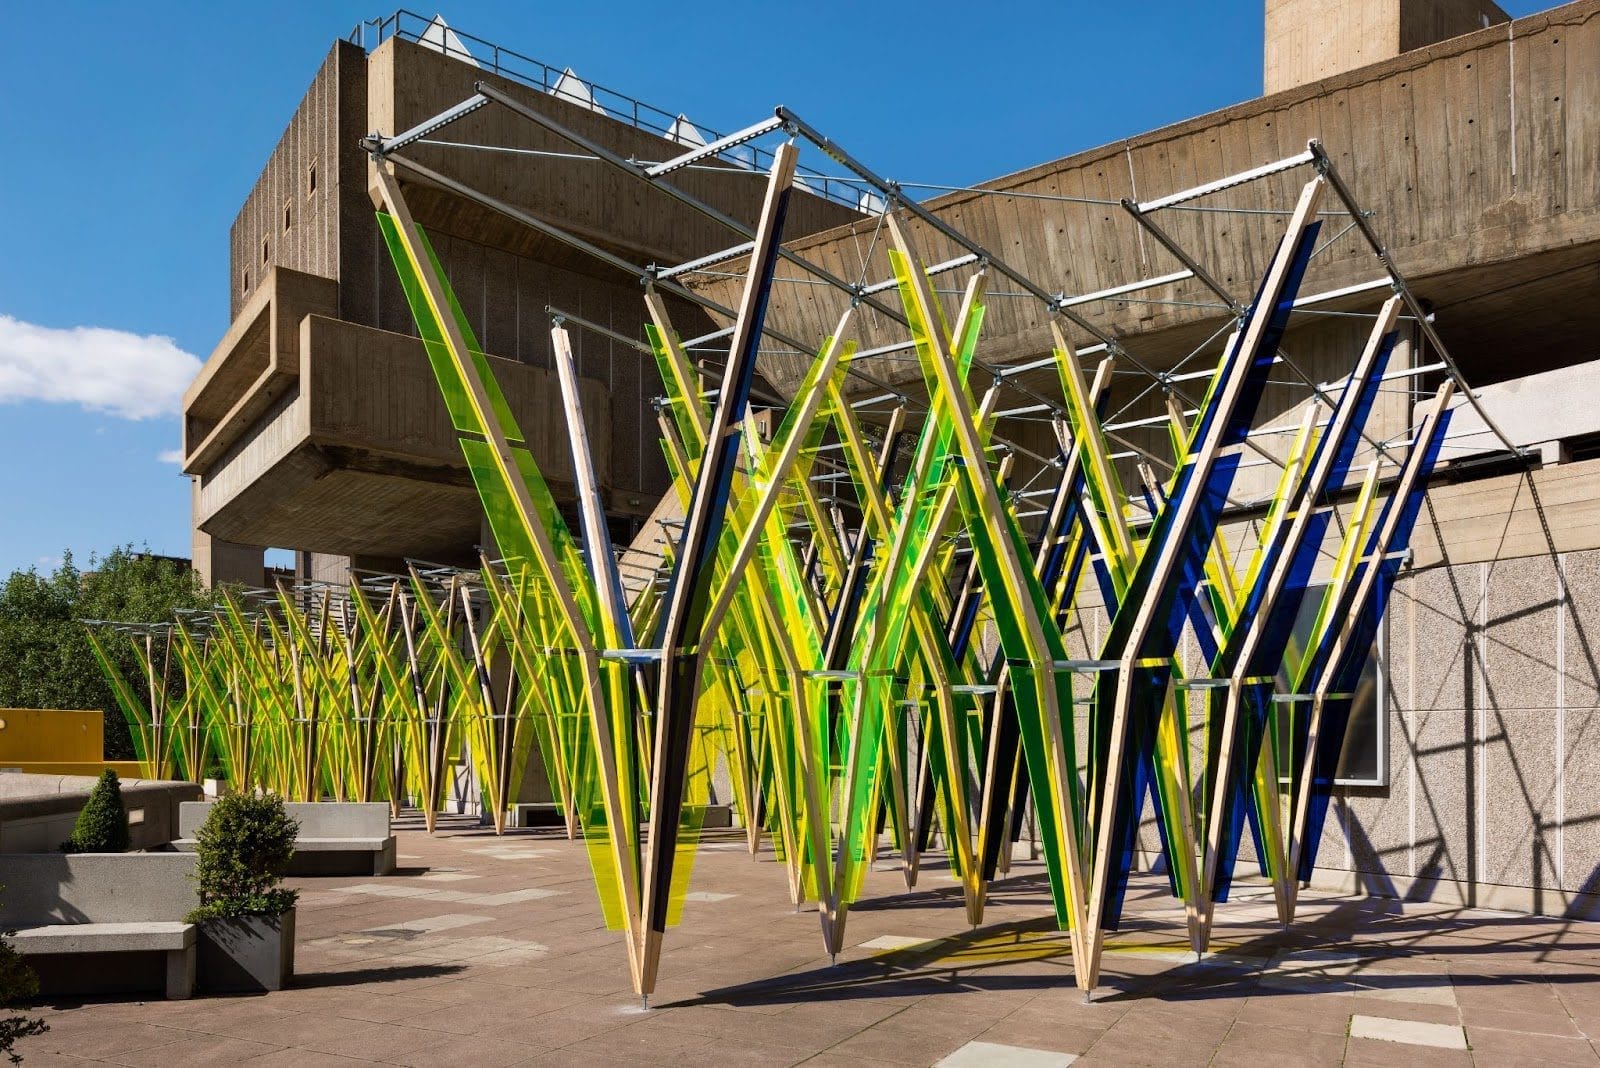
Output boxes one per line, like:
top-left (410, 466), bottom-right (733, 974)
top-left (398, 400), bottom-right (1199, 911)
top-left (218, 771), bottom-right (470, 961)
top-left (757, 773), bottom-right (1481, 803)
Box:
top-left (306, 160), bottom-right (317, 197)
top-left (241, 268), bottom-right (250, 295)
top-left (1333, 624), bottom-right (1384, 786)
top-left (283, 200), bottom-right (292, 231)
top-left (261, 236), bottom-right (269, 264)
top-left (1275, 583), bottom-right (1387, 787)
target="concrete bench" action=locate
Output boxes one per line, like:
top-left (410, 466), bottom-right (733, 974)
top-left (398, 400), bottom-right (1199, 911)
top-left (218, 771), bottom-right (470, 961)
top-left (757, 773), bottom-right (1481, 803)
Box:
top-left (176, 801), bottom-right (396, 876)
top-left (0, 852), bottom-right (199, 999)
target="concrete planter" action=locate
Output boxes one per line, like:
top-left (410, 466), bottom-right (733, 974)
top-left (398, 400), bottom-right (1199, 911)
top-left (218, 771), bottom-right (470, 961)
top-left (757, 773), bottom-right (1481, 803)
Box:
top-left (197, 909), bottom-right (295, 992)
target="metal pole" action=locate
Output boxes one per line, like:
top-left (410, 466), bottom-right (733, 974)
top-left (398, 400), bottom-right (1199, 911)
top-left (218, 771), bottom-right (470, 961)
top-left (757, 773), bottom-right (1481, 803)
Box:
top-left (773, 106), bottom-right (1294, 473)
top-left (369, 146), bottom-right (917, 406)
top-left (1307, 140), bottom-right (1523, 456)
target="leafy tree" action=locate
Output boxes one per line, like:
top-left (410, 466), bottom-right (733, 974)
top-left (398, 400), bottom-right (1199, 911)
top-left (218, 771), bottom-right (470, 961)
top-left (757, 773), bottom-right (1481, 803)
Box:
top-left (188, 793), bottom-right (300, 922)
top-left (60, 769), bottom-right (129, 854)
top-left (0, 547), bottom-right (220, 760)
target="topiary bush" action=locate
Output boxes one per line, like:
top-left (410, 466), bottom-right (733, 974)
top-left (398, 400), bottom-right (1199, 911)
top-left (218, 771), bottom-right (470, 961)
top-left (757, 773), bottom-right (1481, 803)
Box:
top-left (60, 769), bottom-right (129, 854)
top-left (187, 793), bottom-right (299, 922)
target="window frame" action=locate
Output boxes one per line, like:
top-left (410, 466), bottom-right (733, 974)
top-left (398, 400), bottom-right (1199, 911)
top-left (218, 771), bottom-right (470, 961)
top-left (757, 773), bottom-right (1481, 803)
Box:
top-left (1333, 612), bottom-right (1389, 788)
top-left (1272, 589), bottom-right (1390, 789)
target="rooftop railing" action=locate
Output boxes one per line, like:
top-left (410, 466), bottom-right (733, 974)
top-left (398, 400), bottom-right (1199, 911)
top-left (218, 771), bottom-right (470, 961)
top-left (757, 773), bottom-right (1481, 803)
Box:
top-left (349, 10), bottom-right (863, 210)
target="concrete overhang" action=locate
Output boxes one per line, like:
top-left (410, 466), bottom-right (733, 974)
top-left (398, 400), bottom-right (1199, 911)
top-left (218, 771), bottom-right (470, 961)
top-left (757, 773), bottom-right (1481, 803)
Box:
top-left (188, 310), bottom-right (610, 563)
top-left (183, 267), bottom-right (336, 472)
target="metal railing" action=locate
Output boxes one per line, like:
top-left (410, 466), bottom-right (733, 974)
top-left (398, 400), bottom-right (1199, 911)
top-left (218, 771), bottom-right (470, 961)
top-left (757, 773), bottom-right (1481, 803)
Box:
top-left (348, 10), bottom-right (863, 209)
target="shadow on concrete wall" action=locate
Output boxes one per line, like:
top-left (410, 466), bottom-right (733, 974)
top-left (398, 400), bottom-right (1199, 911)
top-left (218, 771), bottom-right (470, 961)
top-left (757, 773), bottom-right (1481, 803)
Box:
top-left (1334, 466), bottom-right (1600, 921)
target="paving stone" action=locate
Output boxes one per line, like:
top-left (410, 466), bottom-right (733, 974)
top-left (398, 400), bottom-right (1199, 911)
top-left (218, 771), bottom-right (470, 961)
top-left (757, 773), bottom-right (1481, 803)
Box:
top-left (27, 819), bottom-right (1600, 1068)
top-left (1464, 1025), bottom-right (1600, 1065)
top-left (935, 1039), bottom-right (1078, 1067)
top-left (365, 912), bottom-right (491, 933)
top-left (1208, 1021), bottom-right (1347, 1067)
top-left (858, 933), bottom-right (943, 951)
top-left (1349, 1013), bottom-right (1468, 1049)
top-left (1343, 1036), bottom-right (1472, 1066)
top-left (1465, 1004), bottom-right (1584, 1037)
top-left (412, 871), bottom-right (481, 882)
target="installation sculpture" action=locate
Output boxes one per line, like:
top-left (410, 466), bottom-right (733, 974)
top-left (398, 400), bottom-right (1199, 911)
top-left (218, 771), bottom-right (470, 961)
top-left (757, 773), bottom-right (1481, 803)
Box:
top-left (91, 138), bottom-right (1453, 1002)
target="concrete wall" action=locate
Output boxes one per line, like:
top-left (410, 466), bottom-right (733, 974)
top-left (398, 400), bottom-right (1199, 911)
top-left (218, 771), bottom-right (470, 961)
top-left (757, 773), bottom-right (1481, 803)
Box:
top-left (0, 852), bottom-right (199, 924)
top-left (1315, 542), bottom-right (1600, 917)
top-left (231, 43), bottom-right (359, 319)
top-left (368, 225), bottom-right (673, 508)
top-left (1399, 0), bottom-right (1513, 51)
top-left (193, 314), bottom-right (613, 561)
top-left (194, 32), bottom-right (870, 575)
top-left (698, 0), bottom-right (1600, 396)
top-left (0, 773), bottom-right (203, 853)
top-left (357, 37), bottom-right (860, 513)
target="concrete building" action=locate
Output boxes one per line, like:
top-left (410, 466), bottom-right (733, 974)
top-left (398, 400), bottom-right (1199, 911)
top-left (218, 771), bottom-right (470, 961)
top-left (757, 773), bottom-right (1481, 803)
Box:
top-left (183, 1), bottom-right (1600, 917)
top-left (181, 21), bottom-right (861, 586)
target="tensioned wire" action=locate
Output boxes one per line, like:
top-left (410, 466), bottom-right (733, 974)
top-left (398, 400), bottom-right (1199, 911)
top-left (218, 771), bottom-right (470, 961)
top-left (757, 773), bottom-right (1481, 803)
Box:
top-left (409, 129), bottom-right (1414, 545)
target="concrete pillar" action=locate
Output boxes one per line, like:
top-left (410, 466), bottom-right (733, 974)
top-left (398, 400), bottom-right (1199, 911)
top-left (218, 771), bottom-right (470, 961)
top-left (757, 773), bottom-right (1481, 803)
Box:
top-left (1265, 0), bottom-right (1508, 94)
top-left (191, 481), bottom-right (264, 588)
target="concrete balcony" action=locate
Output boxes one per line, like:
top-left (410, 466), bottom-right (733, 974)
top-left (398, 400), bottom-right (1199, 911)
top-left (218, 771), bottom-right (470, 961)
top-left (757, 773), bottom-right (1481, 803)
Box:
top-left (186, 267), bottom-right (608, 567)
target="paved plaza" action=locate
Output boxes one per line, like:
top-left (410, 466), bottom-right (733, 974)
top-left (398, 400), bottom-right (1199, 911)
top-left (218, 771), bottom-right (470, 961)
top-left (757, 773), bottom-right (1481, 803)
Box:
top-left (23, 816), bottom-right (1600, 1066)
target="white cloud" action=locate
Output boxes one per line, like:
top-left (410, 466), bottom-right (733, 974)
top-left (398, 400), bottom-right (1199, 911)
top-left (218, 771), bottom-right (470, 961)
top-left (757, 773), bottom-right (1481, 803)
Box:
top-left (157, 448), bottom-right (185, 465)
top-left (0, 315), bottom-right (201, 420)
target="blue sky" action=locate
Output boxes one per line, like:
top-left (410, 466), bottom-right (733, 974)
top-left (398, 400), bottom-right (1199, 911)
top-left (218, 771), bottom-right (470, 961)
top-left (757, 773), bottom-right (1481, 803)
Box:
top-left (0, 1), bottom-right (1545, 575)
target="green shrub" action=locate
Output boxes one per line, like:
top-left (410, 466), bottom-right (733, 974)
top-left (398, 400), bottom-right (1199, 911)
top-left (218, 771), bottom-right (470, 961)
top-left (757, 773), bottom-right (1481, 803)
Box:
top-left (188, 793), bottom-right (299, 922)
top-left (0, 885), bottom-right (48, 1064)
top-left (60, 769), bottom-right (129, 854)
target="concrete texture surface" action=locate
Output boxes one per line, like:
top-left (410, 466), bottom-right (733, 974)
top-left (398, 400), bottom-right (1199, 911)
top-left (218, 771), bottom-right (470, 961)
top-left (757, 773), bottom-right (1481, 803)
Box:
top-left (2, 852), bottom-right (201, 1001)
top-left (179, 801), bottom-right (392, 839)
top-left (178, 801), bottom-right (397, 876)
top-left (0, 774), bottom-right (203, 853)
top-left (21, 814), bottom-right (1600, 1066)
top-left (9, 924), bottom-right (193, 954)
top-left (0, 852), bottom-right (198, 924)
top-left (1282, 546), bottom-right (1600, 918)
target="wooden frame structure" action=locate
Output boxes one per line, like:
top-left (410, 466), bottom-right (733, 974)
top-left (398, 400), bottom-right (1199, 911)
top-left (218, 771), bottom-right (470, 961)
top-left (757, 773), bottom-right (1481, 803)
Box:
top-left (92, 101), bottom-right (1499, 1003)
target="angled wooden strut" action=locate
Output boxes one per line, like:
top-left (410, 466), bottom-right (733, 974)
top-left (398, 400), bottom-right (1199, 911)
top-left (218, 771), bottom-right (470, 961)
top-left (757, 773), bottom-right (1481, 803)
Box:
top-left (1082, 177), bottom-right (1327, 991)
top-left (552, 323), bottom-right (634, 656)
top-left (642, 142), bottom-right (798, 996)
top-left (885, 212), bottom-right (1094, 983)
top-left (829, 267), bottom-right (997, 946)
top-left (974, 357), bottom-right (1113, 889)
top-left (1283, 380), bottom-right (1456, 916)
top-left (705, 308), bottom-right (858, 941)
top-left (345, 581), bottom-right (398, 804)
top-left (371, 161), bottom-right (647, 993)
top-left (1196, 295), bottom-right (1404, 945)
top-left (648, 284), bottom-right (862, 933)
